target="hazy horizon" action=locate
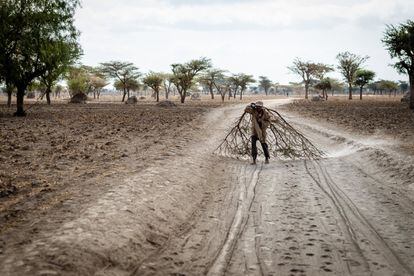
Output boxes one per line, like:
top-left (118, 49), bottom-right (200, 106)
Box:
top-left (74, 0), bottom-right (414, 85)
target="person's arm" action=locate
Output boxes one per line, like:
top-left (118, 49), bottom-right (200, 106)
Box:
top-left (245, 104), bottom-right (254, 114)
top-left (262, 110), bottom-right (274, 128)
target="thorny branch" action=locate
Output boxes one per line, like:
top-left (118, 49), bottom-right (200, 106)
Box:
top-left (215, 108), bottom-right (323, 160)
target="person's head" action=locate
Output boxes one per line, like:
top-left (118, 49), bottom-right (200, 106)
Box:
top-left (255, 101), bottom-right (264, 110)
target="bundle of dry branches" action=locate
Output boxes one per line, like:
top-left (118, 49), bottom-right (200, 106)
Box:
top-left (216, 108), bottom-right (323, 160)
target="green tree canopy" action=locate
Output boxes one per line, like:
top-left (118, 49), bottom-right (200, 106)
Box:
top-left (354, 69), bottom-right (376, 100)
top-left (143, 72), bottom-right (164, 102)
top-left (0, 0), bottom-right (81, 116)
top-left (40, 41), bottom-right (82, 105)
top-left (314, 78), bottom-right (332, 100)
top-left (66, 66), bottom-right (90, 97)
top-left (101, 61), bottom-right (141, 102)
top-left (199, 69), bottom-right (226, 100)
top-left (288, 59), bottom-right (327, 99)
top-left (233, 73), bottom-right (255, 100)
top-left (171, 57), bottom-right (211, 103)
top-left (258, 76), bottom-right (272, 95)
top-left (336, 52), bottom-right (369, 100)
top-left (383, 20), bottom-right (414, 108)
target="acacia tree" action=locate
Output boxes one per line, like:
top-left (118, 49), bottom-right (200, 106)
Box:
top-left (143, 72), bottom-right (164, 102)
top-left (330, 78), bottom-right (344, 96)
top-left (213, 75), bottom-right (232, 102)
top-left (0, 0), bottom-right (81, 116)
top-left (258, 76), bottom-right (272, 95)
top-left (288, 59), bottom-right (320, 99)
top-left (383, 20), bottom-right (414, 109)
top-left (89, 74), bottom-right (108, 99)
top-left (336, 52), bottom-right (368, 100)
top-left (199, 69), bottom-right (226, 100)
top-left (171, 58), bottom-right (211, 103)
top-left (378, 80), bottom-right (399, 97)
top-left (314, 78), bottom-right (332, 100)
top-left (101, 61), bottom-right (140, 102)
top-left (234, 73), bottom-right (255, 100)
top-left (354, 69), bottom-right (375, 100)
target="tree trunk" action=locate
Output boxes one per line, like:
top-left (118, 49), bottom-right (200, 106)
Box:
top-left (46, 86), bottom-right (51, 105)
top-left (156, 89), bottom-right (159, 102)
top-left (348, 84), bottom-right (353, 100)
top-left (97, 90), bottom-right (101, 99)
top-left (15, 85), bottom-right (26, 117)
top-left (122, 89), bottom-right (127, 102)
top-left (209, 85), bottom-right (214, 100)
top-left (360, 86), bottom-right (363, 100)
top-left (7, 90), bottom-right (12, 107)
top-left (240, 88), bottom-right (244, 100)
top-left (221, 94), bottom-right (225, 102)
top-left (305, 84), bottom-right (309, 99)
top-left (410, 74), bottom-right (414, 110)
top-left (180, 94), bottom-right (185, 103)
top-left (6, 83), bottom-right (13, 107)
top-left (127, 88), bottom-right (130, 98)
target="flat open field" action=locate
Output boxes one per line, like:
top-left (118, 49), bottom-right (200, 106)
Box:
top-left (284, 96), bottom-right (414, 152)
top-left (0, 101), bottom-right (213, 231)
top-left (0, 95), bottom-right (278, 230)
top-left (1, 97), bottom-right (413, 275)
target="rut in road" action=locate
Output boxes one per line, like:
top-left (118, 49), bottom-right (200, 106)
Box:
top-left (207, 164), bottom-right (263, 276)
top-left (305, 160), bottom-right (413, 275)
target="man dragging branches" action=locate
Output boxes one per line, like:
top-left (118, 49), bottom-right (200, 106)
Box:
top-left (245, 101), bottom-right (271, 165)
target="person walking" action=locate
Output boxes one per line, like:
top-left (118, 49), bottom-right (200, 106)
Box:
top-left (245, 101), bottom-right (271, 164)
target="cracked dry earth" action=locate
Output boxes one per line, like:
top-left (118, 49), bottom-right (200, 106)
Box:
top-left (1, 100), bottom-right (414, 276)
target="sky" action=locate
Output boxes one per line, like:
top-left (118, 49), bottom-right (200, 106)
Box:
top-left (74, 0), bottom-right (414, 84)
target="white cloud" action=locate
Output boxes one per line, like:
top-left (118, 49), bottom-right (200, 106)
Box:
top-left (75, 0), bottom-right (414, 83)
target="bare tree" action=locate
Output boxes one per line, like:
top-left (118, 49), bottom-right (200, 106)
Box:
top-left (336, 52), bottom-right (368, 100)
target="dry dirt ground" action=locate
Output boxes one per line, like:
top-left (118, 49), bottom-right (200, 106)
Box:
top-left (284, 97), bottom-right (414, 154)
top-left (0, 97), bottom-right (413, 276)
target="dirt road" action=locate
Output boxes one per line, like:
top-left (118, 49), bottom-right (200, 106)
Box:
top-left (1, 100), bottom-right (413, 275)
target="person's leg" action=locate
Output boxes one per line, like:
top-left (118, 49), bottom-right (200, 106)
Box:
top-left (251, 135), bottom-right (258, 164)
top-left (261, 142), bottom-right (270, 163)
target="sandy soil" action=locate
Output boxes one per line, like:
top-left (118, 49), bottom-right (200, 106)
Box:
top-left (1, 98), bottom-right (413, 275)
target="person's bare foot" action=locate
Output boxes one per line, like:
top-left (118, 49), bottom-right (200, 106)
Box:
top-left (251, 160), bottom-right (257, 165)
top-left (265, 158), bottom-right (269, 164)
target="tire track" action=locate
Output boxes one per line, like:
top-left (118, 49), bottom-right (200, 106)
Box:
top-left (305, 159), bottom-right (413, 275)
top-left (304, 160), bottom-right (369, 271)
top-left (207, 164), bottom-right (263, 276)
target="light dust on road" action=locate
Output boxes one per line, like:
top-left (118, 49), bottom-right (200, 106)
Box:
top-left (1, 100), bottom-right (413, 276)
